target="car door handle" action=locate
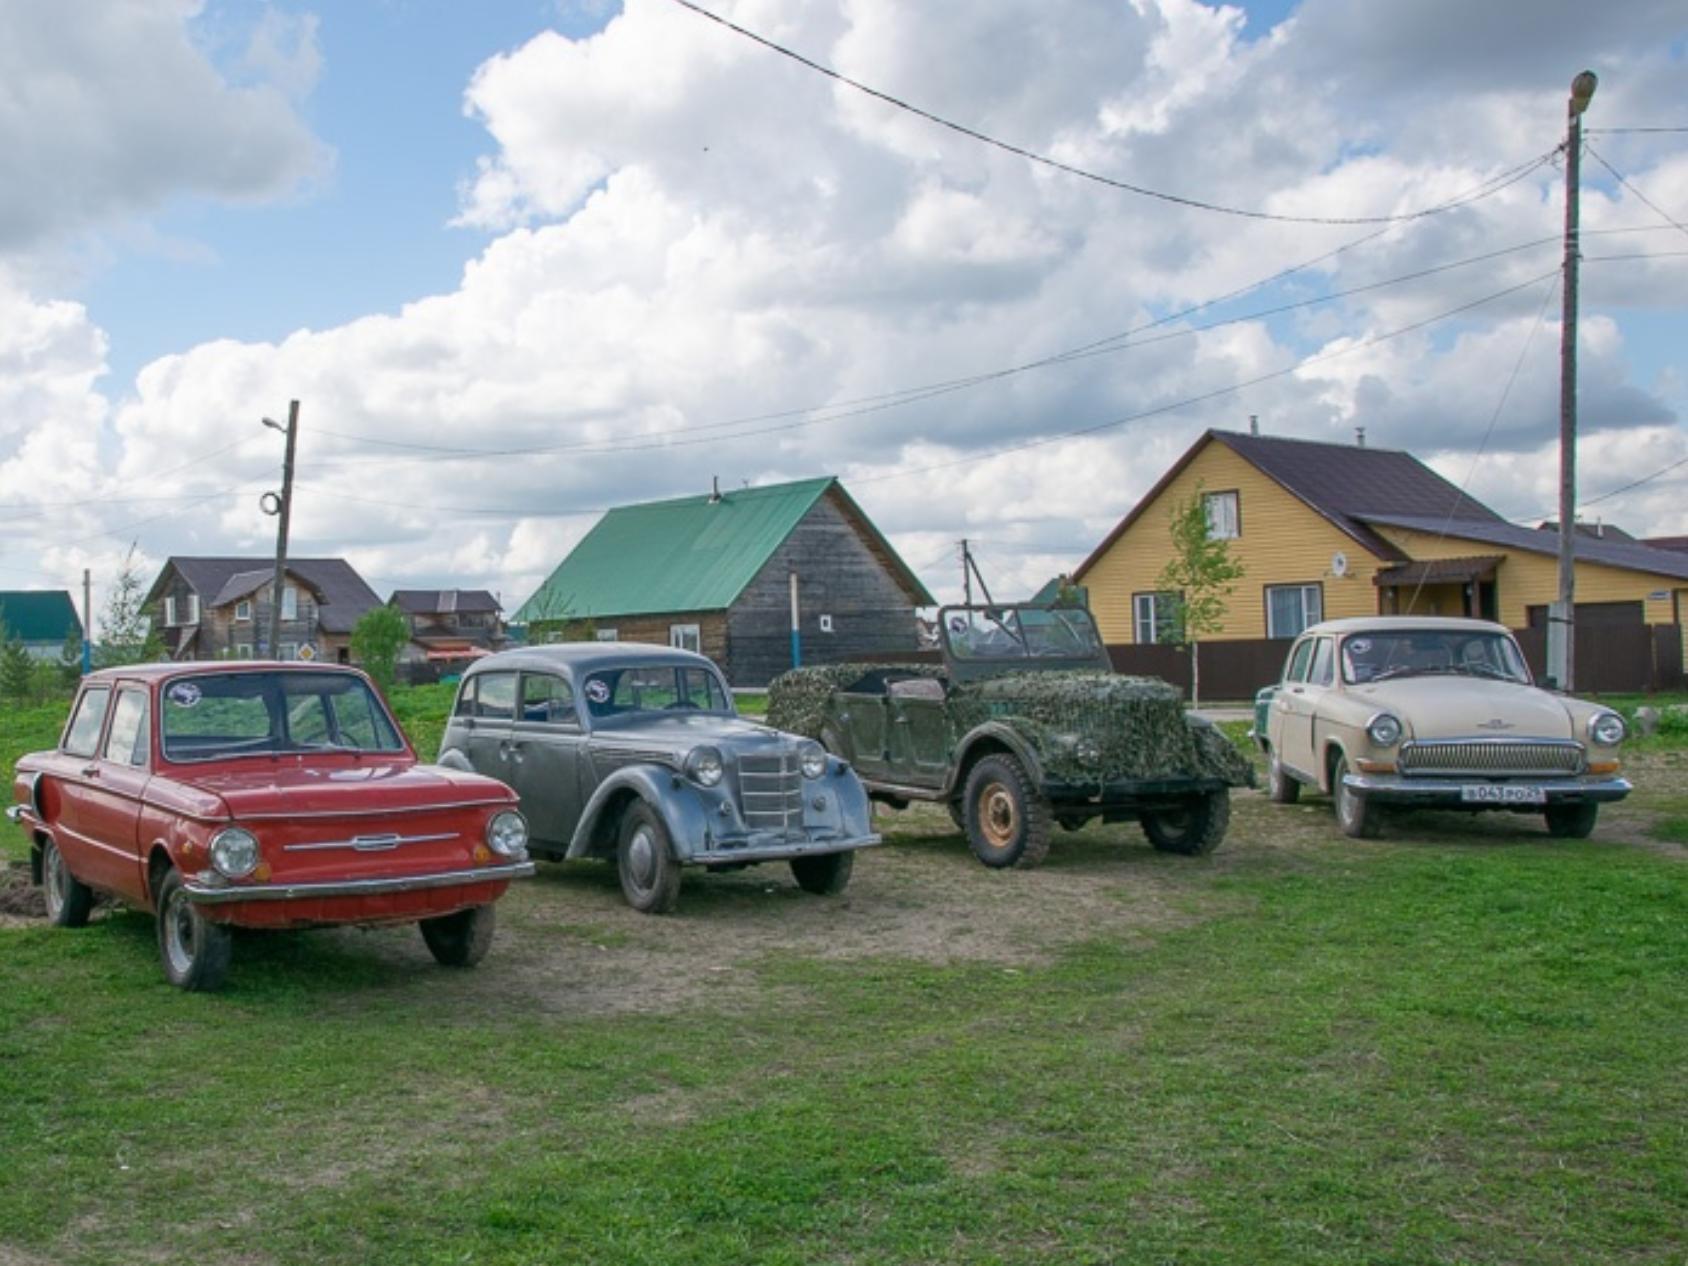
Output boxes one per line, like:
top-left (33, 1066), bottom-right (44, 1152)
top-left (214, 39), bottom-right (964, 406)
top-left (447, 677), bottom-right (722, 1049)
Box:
top-left (80, 765), bottom-right (100, 779)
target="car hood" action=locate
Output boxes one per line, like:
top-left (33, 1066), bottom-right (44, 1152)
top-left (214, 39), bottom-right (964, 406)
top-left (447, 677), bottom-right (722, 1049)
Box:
top-left (589, 712), bottom-right (796, 755)
top-left (1346, 676), bottom-right (1574, 740)
top-left (174, 759), bottom-right (515, 819)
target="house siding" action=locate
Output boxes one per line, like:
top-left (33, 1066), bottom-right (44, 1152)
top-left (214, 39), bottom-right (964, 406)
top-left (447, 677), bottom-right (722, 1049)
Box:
top-left (725, 491), bottom-right (921, 686)
top-left (1082, 442), bottom-right (1386, 642)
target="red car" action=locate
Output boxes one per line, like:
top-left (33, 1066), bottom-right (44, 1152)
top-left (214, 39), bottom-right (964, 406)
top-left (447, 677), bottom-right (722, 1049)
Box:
top-left (8, 662), bottom-right (533, 991)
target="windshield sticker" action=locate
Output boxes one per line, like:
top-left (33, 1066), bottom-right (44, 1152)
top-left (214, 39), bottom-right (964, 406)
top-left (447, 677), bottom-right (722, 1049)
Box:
top-left (948, 615), bottom-right (969, 634)
top-left (167, 682), bottom-right (202, 708)
top-left (584, 679), bottom-right (611, 704)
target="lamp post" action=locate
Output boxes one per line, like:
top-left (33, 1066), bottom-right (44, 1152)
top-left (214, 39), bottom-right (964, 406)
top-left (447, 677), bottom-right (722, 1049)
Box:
top-left (1550, 70), bottom-right (1596, 692)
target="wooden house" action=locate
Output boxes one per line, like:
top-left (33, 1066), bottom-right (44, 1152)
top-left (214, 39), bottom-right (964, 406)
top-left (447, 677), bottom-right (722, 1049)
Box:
top-left (145, 557), bottom-right (383, 662)
top-left (390, 589), bottom-right (508, 681)
top-left (512, 477), bottom-right (933, 686)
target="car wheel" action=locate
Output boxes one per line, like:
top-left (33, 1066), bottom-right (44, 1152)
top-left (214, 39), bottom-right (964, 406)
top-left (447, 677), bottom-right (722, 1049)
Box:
top-left (1544, 802), bottom-right (1599, 839)
top-left (1266, 748), bottom-right (1300, 804)
top-left (790, 850), bottom-right (854, 895)
top-left (1140, 791), bottom-right (1231, 856)
top-left (617, 801), bottom-right (681, 914)
top-left (963, 754), bottom-right (1052, 869)
top-left (155, 869), bottom-right (232, 992)
top-left (419, 905), bottom-right (497, 967)
top-left (41, 837), bottom-right (94, 929)
top-left (1332, 755), bottom-right (1382, 839)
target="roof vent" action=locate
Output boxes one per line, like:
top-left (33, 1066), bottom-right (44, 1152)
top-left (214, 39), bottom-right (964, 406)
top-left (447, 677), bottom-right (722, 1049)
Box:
top-left (1355, 426), bottom-right (1367, 448)
top-left (1249, 414), bottom-right (1259, 436)
top-left (709, 476), bottom-right (721, 504)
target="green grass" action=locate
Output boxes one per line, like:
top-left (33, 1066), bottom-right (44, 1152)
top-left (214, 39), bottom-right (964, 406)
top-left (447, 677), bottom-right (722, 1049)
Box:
top-left (1, 830), bottom-right (1683, 1264)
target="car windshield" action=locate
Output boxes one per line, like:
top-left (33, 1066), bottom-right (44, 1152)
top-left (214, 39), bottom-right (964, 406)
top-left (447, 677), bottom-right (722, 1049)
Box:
top-left (581, 665), bottom-right (732, 719)
top-left (1342, 630), bottom-right (1531, 685)
top-left (160, 672), bottom-right (406, 762)
top-left (942, 606), bottom-right (1106, 662)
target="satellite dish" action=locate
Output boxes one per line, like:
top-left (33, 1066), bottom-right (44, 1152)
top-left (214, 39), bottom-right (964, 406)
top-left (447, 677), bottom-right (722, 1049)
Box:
top-left (1331, 551), bottom-right (1350, 578)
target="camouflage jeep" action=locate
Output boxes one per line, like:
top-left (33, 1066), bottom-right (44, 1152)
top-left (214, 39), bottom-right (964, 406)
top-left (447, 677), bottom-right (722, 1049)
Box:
top-left (767, 604), bottom-right (1253, 868)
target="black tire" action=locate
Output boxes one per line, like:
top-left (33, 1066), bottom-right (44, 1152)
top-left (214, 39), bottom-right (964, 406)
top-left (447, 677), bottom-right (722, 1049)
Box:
top-left (617, 801), bottom-right (681, 914)
top-left (1140, 791), bottom-right (1231, 856)
top-left (1266, 748), bottom-right (1301, 804)
top-left (1332, 754), bottom-right (1382, 839)
top-left (962, 754), bottom-right (1052, 869)
top-left (41, 837), bottom-right (93, 929)
top-left (419, 905), bottom-right (497, 967)
top-left (1544, 802), bottom-right (1599, 839)
top-left (790, 850), bottom-right (854, 895)
top-left (155, 869), bottom-right (232, 992)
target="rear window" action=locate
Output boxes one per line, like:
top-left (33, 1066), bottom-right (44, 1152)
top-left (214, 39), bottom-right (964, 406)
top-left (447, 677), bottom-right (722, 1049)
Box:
top-left (63, 686), bottom-right (112, 758)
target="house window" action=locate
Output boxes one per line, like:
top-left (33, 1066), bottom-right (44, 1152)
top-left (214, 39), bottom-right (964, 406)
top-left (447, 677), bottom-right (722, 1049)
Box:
top-left (280, 585), bottom-right (299, 621)
top-left (1132, 592), bottom-right (1181, 644)
top-left (1266, 584), bottom-right (1323, 639)
top-left (279, 642), bottom-right (298, 662)
top-left (186, 594), bottom-right (200, 624)
top-left (235, 600), bottom-right (252, 622)
top-left (595, 628), bottom-right (619, 642)
top-left (235, 643), bottom-right (253, 660)
top-left (163, 596), bottom-right (177, 627)
top-left (1203, 491), bottom-right (1240, 540)
top-left (669, 624), bottom-right (701, 653)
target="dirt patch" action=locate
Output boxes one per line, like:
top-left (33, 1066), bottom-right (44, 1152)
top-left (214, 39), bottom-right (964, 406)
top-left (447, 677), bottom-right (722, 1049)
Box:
top-left (0, 860), bottom-right (44, 921)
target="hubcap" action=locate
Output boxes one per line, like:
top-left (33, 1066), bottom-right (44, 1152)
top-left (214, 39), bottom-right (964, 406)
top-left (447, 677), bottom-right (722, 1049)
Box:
top-left (1158, 809), bottom-right (1192, 839)
top-left (627, 826), bottom-right (657, 889)
top-left (164, 890), bottom-right (197, 975)
top-left (44, 845), bottom-right (64, 916)
top-left (978, 783), bottom-right (1019, 849)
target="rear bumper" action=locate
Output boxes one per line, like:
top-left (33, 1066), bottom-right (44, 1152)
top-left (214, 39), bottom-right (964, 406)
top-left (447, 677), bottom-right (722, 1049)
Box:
top-left (688, 832), bottom-right (881, 866)
top-left (1341, 773), bottom-right (1631, 806)
top-left (184, 860), bottom-right (536, 905)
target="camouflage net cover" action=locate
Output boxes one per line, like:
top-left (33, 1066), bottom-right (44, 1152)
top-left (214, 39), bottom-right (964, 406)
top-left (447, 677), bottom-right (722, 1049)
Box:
top-left (766, 666), bottom-right (1254, 788)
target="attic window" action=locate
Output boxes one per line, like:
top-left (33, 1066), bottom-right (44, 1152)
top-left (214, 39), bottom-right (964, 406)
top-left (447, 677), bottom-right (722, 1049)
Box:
top-left (1203, 491), bottom-right (1240, 540)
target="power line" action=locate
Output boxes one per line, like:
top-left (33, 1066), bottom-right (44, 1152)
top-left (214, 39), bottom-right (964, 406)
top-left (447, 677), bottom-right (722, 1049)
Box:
top-left (666, 0), bottom-right (1557, 227)
top-left (1586, 144), bottom-right (1688, 242)
top-left (1587, 126), bottom-right (1688, 135)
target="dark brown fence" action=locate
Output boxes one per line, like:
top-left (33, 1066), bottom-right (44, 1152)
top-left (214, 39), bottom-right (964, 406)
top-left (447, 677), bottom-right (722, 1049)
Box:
top-left (1107, 639), bottom-right (1291, 701)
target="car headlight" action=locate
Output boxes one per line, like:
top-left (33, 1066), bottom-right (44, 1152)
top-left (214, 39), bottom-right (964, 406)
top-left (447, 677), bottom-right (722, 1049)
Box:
top-left (208, 827), bottom-right (260, 879)
top-left (1588, 712), bottom-right (1626, 746)
top-left (1367, 713), bottom-right (1403, 747)
top-left (486, 810), bottom-right (529, 857)
top-left (684, 746), bottom-right (725, 787)
top-left (798, 740), bottom-right (827, 780)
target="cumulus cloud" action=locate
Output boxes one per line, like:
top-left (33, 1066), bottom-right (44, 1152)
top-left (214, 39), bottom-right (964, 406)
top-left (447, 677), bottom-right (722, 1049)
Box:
top-left (4, 0), bottom-right (1688, 614)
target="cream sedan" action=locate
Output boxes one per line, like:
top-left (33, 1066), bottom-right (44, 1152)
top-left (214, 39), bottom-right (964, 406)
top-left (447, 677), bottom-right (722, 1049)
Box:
top-left (1252, 617), bottom-right (1630, 839)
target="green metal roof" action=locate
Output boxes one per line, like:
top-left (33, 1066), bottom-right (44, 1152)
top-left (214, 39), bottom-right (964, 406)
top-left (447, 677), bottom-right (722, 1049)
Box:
top-left (514, 477), bottom-right (932, 623)
top-left (0, 590), bottom-right (82, 643)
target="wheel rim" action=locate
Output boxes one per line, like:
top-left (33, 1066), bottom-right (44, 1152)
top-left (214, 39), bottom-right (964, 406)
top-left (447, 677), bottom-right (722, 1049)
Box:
top-left (163, 889), bottom-right (198, 976)
top-left (627, 826), bottom-right (658, 891)
top-left (43, 844), bottom-right (64, 918)
top-left (978, 783), bottom-right (1019, 849)
top-left (1157, 809), bottom-right (1192, 840)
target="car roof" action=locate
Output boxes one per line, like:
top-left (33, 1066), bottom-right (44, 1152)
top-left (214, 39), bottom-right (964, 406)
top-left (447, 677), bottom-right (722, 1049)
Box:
top-left (84, 660), bottom-right (368, 683)
top-left (464, 642), bottom-right (719, 676)
top-left (1303, 616), bottom-right (1512, 636)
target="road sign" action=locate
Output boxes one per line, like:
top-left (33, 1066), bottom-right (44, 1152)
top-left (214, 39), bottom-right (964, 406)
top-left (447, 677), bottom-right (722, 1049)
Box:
top-left (297, 643), bottom-right (317, 662)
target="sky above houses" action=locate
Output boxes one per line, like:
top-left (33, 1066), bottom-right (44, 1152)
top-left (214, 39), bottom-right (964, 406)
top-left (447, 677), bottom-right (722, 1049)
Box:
top-left (1, 0), bottom-right (1685, 619)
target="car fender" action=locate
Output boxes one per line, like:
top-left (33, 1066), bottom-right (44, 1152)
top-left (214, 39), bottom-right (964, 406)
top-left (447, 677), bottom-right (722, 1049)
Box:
top-left (436, 746), bottom-right (475, 774)
top-left (825, 755), bottom-right (876, 838)
top-left (946, 722), bottom-right (1046, 798)
top-left (565, 764), bottom-right (709, 862)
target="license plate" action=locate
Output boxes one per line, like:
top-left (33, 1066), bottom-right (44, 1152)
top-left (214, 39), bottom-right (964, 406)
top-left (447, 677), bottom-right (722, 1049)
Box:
top-left (1460, 784), bottom-right (1547, 805)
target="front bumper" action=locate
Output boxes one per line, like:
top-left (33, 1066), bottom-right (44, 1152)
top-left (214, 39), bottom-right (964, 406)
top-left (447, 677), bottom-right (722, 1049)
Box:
top-left (689, 831), bottom-right (881, 866)
top-left (184, 860), bottom-right (536, 904)
top-left (1341, 773), bottom-right (1632, 807)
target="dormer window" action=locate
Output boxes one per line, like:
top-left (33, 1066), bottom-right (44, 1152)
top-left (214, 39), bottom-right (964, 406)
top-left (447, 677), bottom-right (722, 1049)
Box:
top-left (235, 600), bottom-right (252, 622)
top-left (1203, 491), bottom-right (1240, 540)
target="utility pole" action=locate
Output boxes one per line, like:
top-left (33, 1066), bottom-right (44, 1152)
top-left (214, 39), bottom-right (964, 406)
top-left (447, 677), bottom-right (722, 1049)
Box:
top-left (960, 539), bottom-right (972, 606)
top-left (1551, 71), bottom-right (1598, 692)
top-left (263, 400), bottom-right (300, 660)
top-left (81, 568), bottom-right (92, 673)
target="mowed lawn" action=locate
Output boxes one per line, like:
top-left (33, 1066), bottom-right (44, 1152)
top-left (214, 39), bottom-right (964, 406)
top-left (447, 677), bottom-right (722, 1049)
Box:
top-left (0, 689), bottom-right (1684, 1265)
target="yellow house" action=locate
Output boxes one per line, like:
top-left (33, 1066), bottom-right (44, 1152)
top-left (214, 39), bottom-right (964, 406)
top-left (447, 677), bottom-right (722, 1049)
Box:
top-left (1072, 429), bottom-right (1688, 648)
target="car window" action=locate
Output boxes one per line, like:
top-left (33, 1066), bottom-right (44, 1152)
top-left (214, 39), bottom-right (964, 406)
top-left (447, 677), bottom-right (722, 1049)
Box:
top-left (520, 673), bottom-right (577, 725)
top-left (288, 694), bottom-right (332, 745)
top-left (1309, 638), bottom-right (1335, 687)
top-left (583, 666), bottom-right (734, 718)
top-left (1284, 640), bottom-right (1314, 684)
top-left (453, 677), bottom-right (477, 717)
top-left (160, 672), bottom-right (404, 761)
top-left (677, 668), bottom-right (729, 712)
top-left (474, 673), bottom-right (517, 721)
top-left (63, 686), bottom-right (112, 758)
top-left (102, 689), bottom-right (150, 766)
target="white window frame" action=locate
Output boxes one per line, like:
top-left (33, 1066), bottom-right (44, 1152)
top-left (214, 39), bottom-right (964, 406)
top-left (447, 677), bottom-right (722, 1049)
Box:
top-left (1203, 490), bottom-right (1240, 540)
top-left (186, 594), bottom-right (200, 624)
top-left (163, 596), bottom-right (177, 627)
top-left (234, 600), bottom-right (252, 622)
top-left (1266, 584), bottom-right (1323, 639)
top-left (235, 643), bottom-right (253, 659)
top-left (595, 628), bottom-right (619, 642)
top-left (1132, 592), bottom-right (1180, 645)
top-left (278, 641), bottom-right (298, 662)
top-left (668, 623), bottom-right (701, 653)
top-left (280, 585), bottom-right (299, 621)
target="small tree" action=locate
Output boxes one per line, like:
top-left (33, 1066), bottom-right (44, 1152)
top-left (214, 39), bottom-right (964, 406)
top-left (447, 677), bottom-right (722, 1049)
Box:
top-left (351, 605), bottom-right (409, 694)
top-left (1155, 484), bottom-right (1245, 708)
top-left (0, 636), bottom-right (34, 703)
top-left (96, 547), bottom-right (165, 667)
top-left (57, 624), bottom-right (85, 687)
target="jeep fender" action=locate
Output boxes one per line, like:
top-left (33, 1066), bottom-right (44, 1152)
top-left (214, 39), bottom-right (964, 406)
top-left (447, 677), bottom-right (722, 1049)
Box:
top-left (436, 747), bottom-right (474, 774)
top-left (565, 765), bottom-right (710, 862)
top-left (946, 722), bottom-right (1047, 799)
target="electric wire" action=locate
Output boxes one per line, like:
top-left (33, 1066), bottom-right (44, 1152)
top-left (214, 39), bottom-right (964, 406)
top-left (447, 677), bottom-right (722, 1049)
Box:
top-left (1586, 144), bottom-right (1688, 242)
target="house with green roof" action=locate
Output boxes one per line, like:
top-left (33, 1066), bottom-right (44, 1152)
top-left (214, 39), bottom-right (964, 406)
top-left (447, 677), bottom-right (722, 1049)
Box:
top-left (0, 590), bottom-right (83, 661)
top-left (513, 476), bottom-right (934, 685)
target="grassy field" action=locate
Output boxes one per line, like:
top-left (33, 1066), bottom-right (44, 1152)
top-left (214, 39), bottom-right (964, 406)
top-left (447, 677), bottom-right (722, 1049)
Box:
top-left (1, 689), bottom-right (1684, 1264)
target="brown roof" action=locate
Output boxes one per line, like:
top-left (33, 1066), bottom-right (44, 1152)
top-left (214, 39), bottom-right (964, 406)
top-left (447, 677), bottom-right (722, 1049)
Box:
top-left (1074, 430), bottom-right (1503, 579)
top-left (1358, 513), bottom-right (1688, 582)
top-left (390, 589), bottom-right (501, 615)
top-left (146, 557), bottom-right (382, 634)
top-left (1643, 535), bottom-right (1688, 554)
top-left (1373, 555), bottom-right (1504, 587)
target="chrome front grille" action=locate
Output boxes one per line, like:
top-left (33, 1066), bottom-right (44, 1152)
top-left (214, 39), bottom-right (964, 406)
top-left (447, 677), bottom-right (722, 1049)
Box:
top-left (1399, 739), bottom-right (1584, 777)
top-left (738, 752), bottom-right (803, 834)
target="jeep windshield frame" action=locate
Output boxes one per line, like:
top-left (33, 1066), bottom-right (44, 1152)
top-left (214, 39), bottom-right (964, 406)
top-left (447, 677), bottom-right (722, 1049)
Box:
top-left (937, 604), bottom-right (1113, 681)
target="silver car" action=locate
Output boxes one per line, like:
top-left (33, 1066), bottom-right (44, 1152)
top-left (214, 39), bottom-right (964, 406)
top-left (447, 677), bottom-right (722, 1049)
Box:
top-left (437, 644), bottom-right (880, 912)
